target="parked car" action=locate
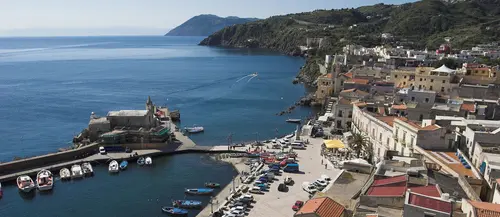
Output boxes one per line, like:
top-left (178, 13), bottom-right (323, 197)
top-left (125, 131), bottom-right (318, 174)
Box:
top-left (302, 182), bottom-right (318, 194)
top-left (284, 176), bottom-right (294, 185)
top-left (313, 179), bottom-right (328, 187)
top-left (278, 183), bottom-right (287, 192)
top-left (321, 174), bottom-right (331, 182)
top-left (249, 186), bottom-right (262, 194)
top-left (292, 200), bottom-right (304, 211)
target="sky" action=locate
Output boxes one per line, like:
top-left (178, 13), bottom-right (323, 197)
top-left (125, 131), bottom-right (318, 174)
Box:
top-left (0, 0), bottom-right (417, 36)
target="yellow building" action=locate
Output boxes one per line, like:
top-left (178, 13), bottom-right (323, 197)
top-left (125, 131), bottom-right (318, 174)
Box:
top-left (391, 65), bottom-right (460, 95)
top-left (315, 73), bottom-right (334, 104)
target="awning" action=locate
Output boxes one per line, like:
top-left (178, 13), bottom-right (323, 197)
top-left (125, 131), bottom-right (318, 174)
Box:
top-left (324, 140), bottom-right (345, 149)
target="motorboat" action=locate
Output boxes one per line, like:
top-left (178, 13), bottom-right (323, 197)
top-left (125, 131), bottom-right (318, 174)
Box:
top-left (184, 125), bottom-right (204, 133)
top-left (172, 199), bottom-right (203, 209)
top-left (137, 157), bottom-right (145, 166)
top-left (36, 170), bottom-right (54, 191)
top-left (71, 164), bottom-right (83, 179)
top-left (161, 206), bottom-right (188, 216)
top-left (17, 175), bottom-right (35, 193)
top-left (81, 162), bottom-right (94, 176)
top-left (286, 119), bottom-right (301, 123)
top-left (59, 168), bottom-right (71, 180)
top-left (145, 156), bottom-right (152, 165)
top-left (184, 188), bottom-right (213, 195)
top-left (108, 160), bottom-right (119, 173)
top-left (205, 182), bottom-right (220, 188)
top-left (119, 160), bottom-right (128, 170)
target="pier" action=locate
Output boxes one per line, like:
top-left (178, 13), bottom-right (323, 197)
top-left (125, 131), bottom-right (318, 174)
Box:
top-left (0, 131), bottom-right (245, 183)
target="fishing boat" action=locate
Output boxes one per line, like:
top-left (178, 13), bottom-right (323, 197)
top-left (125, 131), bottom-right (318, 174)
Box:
top-left (71, 164), bottom-right (83, 178)
top-left (286, 118), bottom-right (301, 123)
top-left (145, 156), bottom-right (153, 165)
top-left (119, 160), bottom-right (128, 170)
top-left (204, 182), bottom-right (221, 188)
top-left (161, 207), bottom-right (188, 216)
top-left (17, 175), bottom-right (35, 193)
top-left (137, 157), bottom-right (145, 166)
top-left (184, 188), bottom-right (214, 195)
top-left (108, 160), bottom-right (119, 173)
top-left (184, 125), bottom-right (204, 133)
top-left (81, 162), bottom-right (94, 176)
top-left (172, 200), bottom-right (203, 209)
top-left (59, 168), bottom-right (71, 180)
top-left (36, 170), bottom-right (53, 191)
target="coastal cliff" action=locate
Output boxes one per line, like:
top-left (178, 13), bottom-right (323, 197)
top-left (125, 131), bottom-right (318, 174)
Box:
top-left (165, 14), bottom-right (259, 36)
top-left (199, 0), bottom-right (500, 84)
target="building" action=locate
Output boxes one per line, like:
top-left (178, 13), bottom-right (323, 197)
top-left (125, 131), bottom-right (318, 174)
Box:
top-left (339, 88), bottom-right (370, 101)
top-left (403, 190), bottom-right (453, 217)
top-left (461, 199), bottom-right (500, 217)
top-left (462, 63), bottom-right (497, 78)
top-left (106, 96), bottom-right (158, 129)
top-left (315, 73), bottom-right (334, 104)
top-left (330, 97), bottom-right (353, 133)
top-left (294, 197), bottom-right (346, 217)
top-left (393, 118), bottom-right (445, 156)
top-left (391, 65), bottom-right (460, 95)
top-left (453, 119), bottom-right (500, 158)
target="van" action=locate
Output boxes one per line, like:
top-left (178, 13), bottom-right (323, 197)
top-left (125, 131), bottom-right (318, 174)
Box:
top-left (283, 163), bottom-right (299, 173)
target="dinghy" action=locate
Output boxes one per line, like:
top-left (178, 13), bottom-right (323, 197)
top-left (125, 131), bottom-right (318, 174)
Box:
top-left (161, 207), bottom-right (188, 216)
top-left (184, 188), bottom-right (213, 195)
top-left (137, 157), bottom-right (145, 166)
top-left (205, 182), bottom-right (221, 188)
top-left (108, 160), bottom-right (119, 173)
top-left (119, 160), bottom-right (128, 170)
top-left (71, 164), bottom-right (83, 178)
top-left (173, 199), bottom-right (202, 209)
top-left (17, 175), bottom-right (35, 193)
top-left (145, 156), bottom-right (152, 165)
top-left (81, 162), bottom-right (94, 176)
top-left (36, 170), bottom-right (54, 191)
top-left (59, 168), bottom-right (71, 180)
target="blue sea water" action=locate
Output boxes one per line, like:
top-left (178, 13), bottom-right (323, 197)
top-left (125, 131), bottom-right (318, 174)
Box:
top-left (0, 36), bottom-right (311, 216)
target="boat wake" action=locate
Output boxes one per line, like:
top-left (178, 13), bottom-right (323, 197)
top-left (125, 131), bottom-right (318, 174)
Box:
top-left (235, 72), bottom-right (258, 83)
top-left (165, 75), bottom-right (243, 96)
top-left (0, 42), bottom-right (118, 57)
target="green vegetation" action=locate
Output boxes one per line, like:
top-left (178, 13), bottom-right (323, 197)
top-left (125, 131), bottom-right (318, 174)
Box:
top-left (165, 14), bottom-right (259, 36)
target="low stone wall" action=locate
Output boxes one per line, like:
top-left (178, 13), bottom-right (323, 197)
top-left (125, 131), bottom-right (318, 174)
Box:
top-left (0, 143), bottom-right (99, 176)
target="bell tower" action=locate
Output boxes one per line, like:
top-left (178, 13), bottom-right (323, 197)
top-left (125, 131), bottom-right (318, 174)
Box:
top-left (146, 96), bottom-right (153, 112)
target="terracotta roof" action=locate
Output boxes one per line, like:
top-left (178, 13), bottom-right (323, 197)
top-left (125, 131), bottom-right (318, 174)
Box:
top-left (366, 215), bottom-right (378, 217)
top-left (461, 103), bottom-right (476, 113)
top-left (295, 197), bottom-right (345, 217)
top-left (468, 200), bottom-right (500, 217)
top-left (341, 88), bottom-right (356, 93)
top-left (346, 78), bottom-right (370, 85)
top-left (325, 73), bottom-right (333, 79)
top-left (409, 185), bottom-right (441, 197)
top-left (372, 175), bottom-right (407, 186)
top-left (408, 193), bottom-right (452, 213)
top-left (376, 116), bottom-right (398, 127)
top-left (343, 72), bottom-right (353, 78)
top-left (392, 104), bottom-right (407, 110)
top-left (339, 98), bottom-right (352, 105)
top-left (367, 186), bottom-right (407, 196)
top-left (421, 125), bottom-right (441, 131)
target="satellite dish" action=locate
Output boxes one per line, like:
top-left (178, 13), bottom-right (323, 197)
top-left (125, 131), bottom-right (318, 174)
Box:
top-left (444, 37), bottom-right (451, 42)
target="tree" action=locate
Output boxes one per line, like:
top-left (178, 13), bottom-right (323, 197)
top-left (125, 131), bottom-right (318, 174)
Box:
top-left (349, 133), bottom-right (373, 162)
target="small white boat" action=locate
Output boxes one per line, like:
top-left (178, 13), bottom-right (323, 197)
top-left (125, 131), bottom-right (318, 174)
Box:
top-left (286, 119), bottom-right (301, 123)
top-left (17, 175), bottom-right (35, 193)
top-left (109, 160), bottom-right (119, 173)
top-left (145, 156), bottom-right (153, 165)
top-left (184, 125), bottom-right (204, 133)
top-left (36, 170), bottom-right (54, 191)
top-left (59, 168), bottom-right (71, 180)
top-left (81, 162), bottom-right (94, 176)
top-left (71, 164), bottom-right (83, 179)
top-left (137, 157), bottom-right (145, 166)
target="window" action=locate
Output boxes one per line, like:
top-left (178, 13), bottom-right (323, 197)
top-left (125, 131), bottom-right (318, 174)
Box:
top-left (395, 127), bottom-right (399, 137)
top-left (402, 131), bottom-right (407, 143)
top-left (425, 98), bottom-right (429, 103)
top-left (429, 86), bottom-right (433, 91)
top-left (403, 82), bottom-right (406, 85)
top-left (431, 79), bottom-right (434, 82)
top-left (379, 133), bottom-right (382, 141)
top-left (418, 85), bottom-right (422, 89)
top-left (348, 111), bottom-right (352, 118)
top-left (336, 120), bottom-right (342, 128)
top-left (394, 75), bottom-right (398, 78)
top-left (372, 128), bottom-right (375, 138)
top-left (441, 87), bottom-right (445, 92)
top-left (338, 110), bottom-right (343, 117)
top-left (410, 135), bottom-right (415, 146)
top-left (404, 76), bottom-right (407, 79)
top-left (420, 78), bottom-right (423, 81)
top-left (419, 114), bottom-right (424, 121)
top-left (387, 137), bottom-right (390, 146)
top-left (411, 96), bottom-right (415, 101)
top-left (442, 80), bottom-right (446, 83)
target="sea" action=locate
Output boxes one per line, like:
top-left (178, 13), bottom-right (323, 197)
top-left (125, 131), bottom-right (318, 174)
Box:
top-left (0, 36), bottom-right (312, 216)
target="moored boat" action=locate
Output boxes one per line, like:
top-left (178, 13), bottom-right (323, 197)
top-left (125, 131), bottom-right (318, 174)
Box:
top-left (0, 182), bottom-right (3, 198)
top-left (17, 175), bottom-right (35, 193)
top-left (184, 188), bottom-right (213, 195)
top-left (145, 156), bottom-right (152, 165)
top-left (109, 160), bottom-right (119, 173)
top-left (184, 125), bottom-right (204, 133)
top-left (59, 168), bottom-right (71, 180)
top-left (161, 206), bottom-right (188, 216)
top-left (36, 169), bottom-right (54, 191)
top-left (81, 162), bottom-right (94, 176)
top-left (137, 157), bottom-right (145, 166)
top-left (286, 118), bottom-right (301, 123)
top-left (172, 199), bottom-right (202, 209)
top-left (119, 160), bottom-right (128, 170)
top-left (71, 164), bottom-right (83, 179)
top-left (204, 182), bottom-right (220, 188)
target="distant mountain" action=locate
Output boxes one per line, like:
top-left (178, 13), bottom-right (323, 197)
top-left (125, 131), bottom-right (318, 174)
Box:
top-left (165, 14), bottom-right (259, 36)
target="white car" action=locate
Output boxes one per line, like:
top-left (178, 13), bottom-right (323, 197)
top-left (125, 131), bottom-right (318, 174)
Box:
top-left (231, 206), bottom-right (246, 212)
top-left (226, 209), bottom-right (245, 216)
top-left (302, 182), bottom-right (318, 194)
top-left (315, 179), bottom-right (329, 186)
top-left (99, 146), bottom-right (106, 155)
top-left (229, 202), bottom-right (247, 208)
top-left (321, 174), bottom-right (331, 182)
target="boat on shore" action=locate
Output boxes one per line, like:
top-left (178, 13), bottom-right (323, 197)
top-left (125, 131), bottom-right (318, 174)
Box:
top-left (119, 160), bottom-right (128, 170)
top-left (184, 188), bottom-right (213, 195)
top-left (137, 157), bottom-right (145, 166)
top-left (59, 168), bottom-right (71, 180)
top-left (145, 156), bottom-right (152, 165)
top-left (286, 118), bottom-right (301, 123)
top-left (36, 170), bottom-right (54, 191)
top-left (71, 164), bottom-right (83, 179)
top-left (172, 199), bottom-right (202, 209)
top-left (109, 160), bottom-right (119, 173)
top-left (161, 206), bottom-right (188, 216)
top-left (82, 162), bottom-right (94, 176)
top-left (184, 125), bottom-right (204, 133)
top-left (17, 175), bottom-right (35, 193)
top-left (205, 182), bottom-right (220, 188)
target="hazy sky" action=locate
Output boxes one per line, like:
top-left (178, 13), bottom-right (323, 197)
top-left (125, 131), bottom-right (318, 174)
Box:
top-left (0, 0), bottom-right (416, 36)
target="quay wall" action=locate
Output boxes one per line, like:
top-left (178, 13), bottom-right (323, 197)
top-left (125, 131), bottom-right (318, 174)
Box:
top-left (0, 143), bottom-right (99, 176)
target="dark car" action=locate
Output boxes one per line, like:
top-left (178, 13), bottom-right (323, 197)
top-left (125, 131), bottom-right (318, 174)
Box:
top-left (125, 147), bottom-right (132, 153)
top-left (278, 183), bottom-right (287, 192)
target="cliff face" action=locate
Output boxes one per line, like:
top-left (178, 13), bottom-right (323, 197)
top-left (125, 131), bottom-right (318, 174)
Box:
top-left (165, 14), bottom-right (259, 36)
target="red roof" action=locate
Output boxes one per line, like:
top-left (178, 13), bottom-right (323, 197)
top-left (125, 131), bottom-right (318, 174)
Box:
top-left (408, 193), bottom-right (452, 213)
top-left (372, 175), bottom-right (407, 187)
top-left (346, 78), bottom-right (370, 85)
top-left (343, 72), bottom-right (353, 78)
top-left (461, 103), bottom-right (476, 113)
top-left (367, 186), bottom-right (406, 196)
top-left (409, 185), bottom-right (441, 197)
top-left (295, 197), bottom-right (345, 217)
top-left (468, 200), bottom-right (500, 217)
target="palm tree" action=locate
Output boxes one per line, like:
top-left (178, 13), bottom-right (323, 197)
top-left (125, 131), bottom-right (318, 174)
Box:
top-left (349, 133), bottom-right (372, 162)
